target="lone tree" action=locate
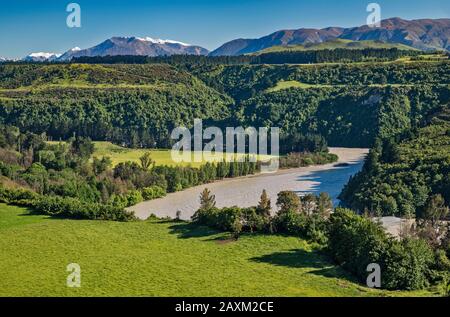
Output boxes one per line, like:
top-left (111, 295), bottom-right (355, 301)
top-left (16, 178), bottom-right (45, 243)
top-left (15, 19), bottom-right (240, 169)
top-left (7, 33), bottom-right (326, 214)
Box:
top-left (317, 192), bottom-right (333, 218)
top-left (301, 194), bottom-right (317, 215)
top-left (257, 190), bottom-right (272, 218)
top-left (139, 152), bottom-right (154, 171)
top-left (231, 218), bottom-right (243, 241)
top-left (276, 191), bottom-right (301, 215)
top-left (199, 188), bottom-right (216, 211)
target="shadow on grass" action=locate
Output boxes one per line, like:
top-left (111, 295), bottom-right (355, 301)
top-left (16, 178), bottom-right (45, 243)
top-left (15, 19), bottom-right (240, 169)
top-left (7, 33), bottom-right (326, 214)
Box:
top-left (168, 222), bottom-right (222, 239)
top-left (250, 248), bottom-right (359, 282)
top-left (250, 249), bottom-right (327, 269)
top-left (18, 208), bottom-right (51, 219)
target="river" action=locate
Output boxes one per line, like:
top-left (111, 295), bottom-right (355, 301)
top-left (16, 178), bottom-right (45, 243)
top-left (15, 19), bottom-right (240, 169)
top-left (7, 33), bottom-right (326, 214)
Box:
top-left (129, 148), bottom-right (369, 220)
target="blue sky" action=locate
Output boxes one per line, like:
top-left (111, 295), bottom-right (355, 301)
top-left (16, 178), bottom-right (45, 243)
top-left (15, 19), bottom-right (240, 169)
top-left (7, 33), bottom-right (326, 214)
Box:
top-left (0, 0), bottom-right (449, 58)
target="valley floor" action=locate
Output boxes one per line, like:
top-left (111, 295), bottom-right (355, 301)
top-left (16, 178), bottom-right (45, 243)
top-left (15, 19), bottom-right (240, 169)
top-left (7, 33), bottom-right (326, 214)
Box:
top-left (0, 204), bottom-right (435, 297)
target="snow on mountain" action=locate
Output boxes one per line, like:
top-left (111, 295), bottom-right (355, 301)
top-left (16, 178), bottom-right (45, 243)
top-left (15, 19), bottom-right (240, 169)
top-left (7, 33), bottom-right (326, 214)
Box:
top-left (136, 37), bottom-right (191, 46)
top-left (23, 52), bottom-right (62, 62)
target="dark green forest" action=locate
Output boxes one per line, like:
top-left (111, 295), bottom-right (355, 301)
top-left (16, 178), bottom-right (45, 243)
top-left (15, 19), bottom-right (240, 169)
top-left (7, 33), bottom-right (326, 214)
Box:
top-left (1, 62), bottom-right (449, 148)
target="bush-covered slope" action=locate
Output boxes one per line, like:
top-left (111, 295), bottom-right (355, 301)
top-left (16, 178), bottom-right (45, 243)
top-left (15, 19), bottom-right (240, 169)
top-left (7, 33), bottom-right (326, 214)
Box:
top-left (1, 61), bottom-right (449, 148)
top-left (340, 106), bottom-right (450, 216)
top-left (0, 64), bottom-right (233, 147)
top-left (237, 85), bottom-right (449, 147)
top-left (194, 62), bottom-right (450, 101)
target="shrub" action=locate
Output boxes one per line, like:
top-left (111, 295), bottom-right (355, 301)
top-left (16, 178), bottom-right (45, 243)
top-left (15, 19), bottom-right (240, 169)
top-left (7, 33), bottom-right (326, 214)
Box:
top-left (192, 205), bottom-right (269, 233)
top-left (34, 195), bottom-right (135, 221)
top-left (212, 207), bottom-right (242, 231)
top-left (110, 190), bottom-right (143, 208)
top-left (142, 186), bottom-right (167, 200)
top-left (273, 211), bottom-right (308, 236)
top-left (241, 207), bottom-right (269, 232)
top-left (0, 186), bottom-right (39, 206)
top-left (327, 208), bottom-right (389, 279)
top-left (125, 190), bottom-right (143, 206)
top-left (381, 238), bottom-right (434, 290)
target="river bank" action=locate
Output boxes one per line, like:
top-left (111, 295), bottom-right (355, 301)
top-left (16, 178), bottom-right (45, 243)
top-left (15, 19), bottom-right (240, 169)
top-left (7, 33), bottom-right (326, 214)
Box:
top-left (129, 148), bottom-right (369, 220)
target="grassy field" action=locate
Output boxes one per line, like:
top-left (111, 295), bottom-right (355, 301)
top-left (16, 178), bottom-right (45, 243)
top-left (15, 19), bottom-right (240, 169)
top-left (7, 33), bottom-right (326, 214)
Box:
top-left (47, 141), bottom-right (274, 167)
top-left (90, 141), bottom-right (196, 167)
top-left (267, 81), bottom-right (334, 92)
top-left (0, 203), bottom-right (436, 297)
top-left (266, 80), bottom-right (421, 92)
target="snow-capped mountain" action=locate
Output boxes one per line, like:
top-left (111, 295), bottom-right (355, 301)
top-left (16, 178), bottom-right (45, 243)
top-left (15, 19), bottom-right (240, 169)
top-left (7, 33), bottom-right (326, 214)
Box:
top-left (58, 36), bottom-right (208, 61)
top-left (17, 36), bottom-right (208, 62)
top-left (23, 52), bottom-right (62, 62)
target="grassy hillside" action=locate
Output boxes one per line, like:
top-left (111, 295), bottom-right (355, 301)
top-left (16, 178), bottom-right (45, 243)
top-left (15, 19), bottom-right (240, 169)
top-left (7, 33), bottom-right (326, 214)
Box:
top-left (255, 39), bottom-right (417, 54)
top-left (0, 203), bottom-right (435, 297)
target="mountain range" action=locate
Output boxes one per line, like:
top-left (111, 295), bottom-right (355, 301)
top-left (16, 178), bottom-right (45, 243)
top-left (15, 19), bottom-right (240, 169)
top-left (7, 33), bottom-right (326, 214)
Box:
top-left (16, 17), bottom-right (450, 61)
top-left (210, 18), bottom-right (450, 56)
